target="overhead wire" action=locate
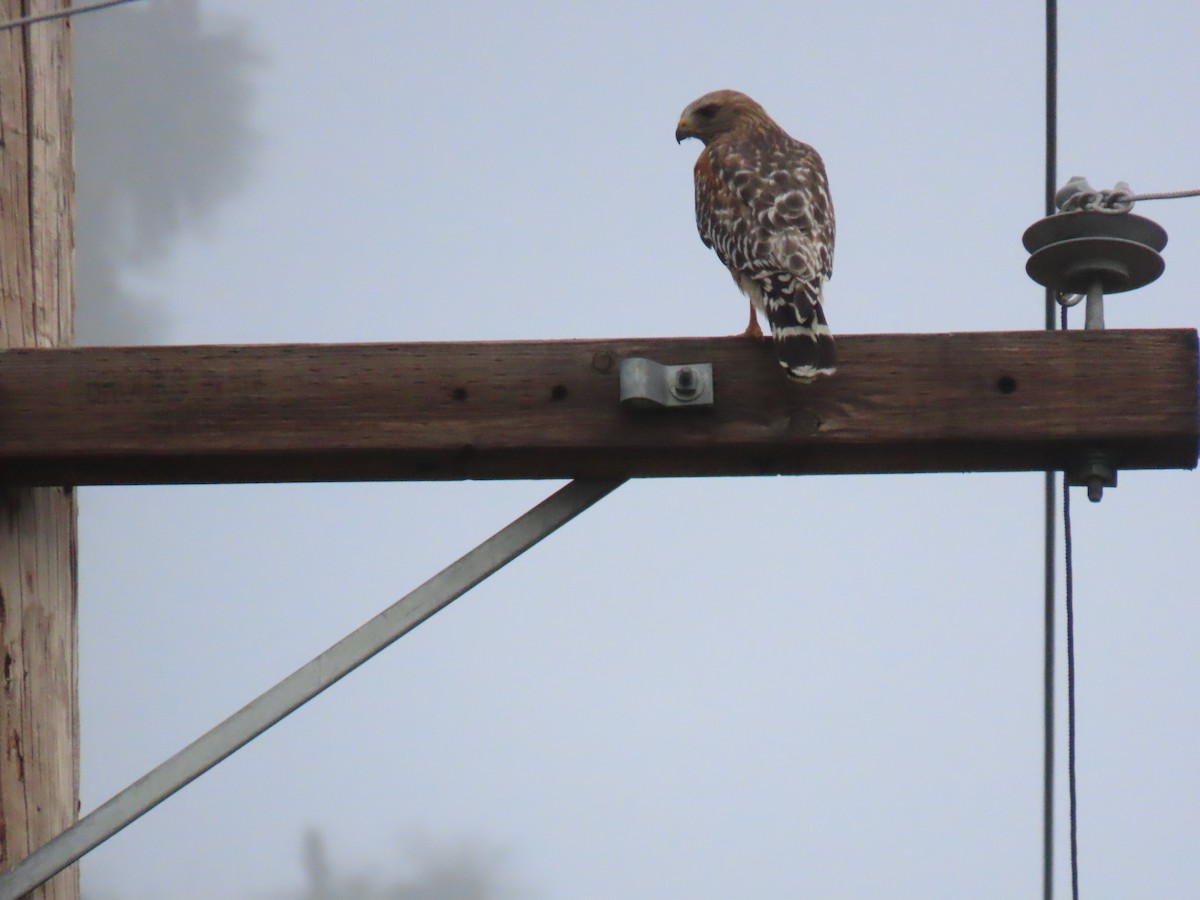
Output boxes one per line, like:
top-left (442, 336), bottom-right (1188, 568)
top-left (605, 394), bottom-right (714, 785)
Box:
top-left (1044, 5), bottom-right (1082, 897)
top-left (1122, 187), bottom-right (1200, 202)
top-left (0, 0), bottom-right (142, 32)
top-left (1042, 3), bottom-right (1058, 899)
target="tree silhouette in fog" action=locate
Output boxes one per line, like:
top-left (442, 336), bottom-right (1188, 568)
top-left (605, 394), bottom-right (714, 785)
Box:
top-left (73, 9), bottom-right (531, 900)
top-left (287, 828), bottom-right (531, 900)
top-left (74, 0), bottom-right (259, 344)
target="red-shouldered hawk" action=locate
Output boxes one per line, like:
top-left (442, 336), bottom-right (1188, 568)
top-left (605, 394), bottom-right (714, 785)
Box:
top-left (676, 90), bottom-right (836, 381)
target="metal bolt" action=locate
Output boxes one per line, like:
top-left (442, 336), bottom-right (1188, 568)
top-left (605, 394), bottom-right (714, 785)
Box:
top-left (1084, 279), bottom-right (1105, 331)
top-left (1071, 455), bottom-right (1116, 503)
top-left (619, 357), bottom-right (713, 409)
top-left (672, 366), bottom-right (699, 399)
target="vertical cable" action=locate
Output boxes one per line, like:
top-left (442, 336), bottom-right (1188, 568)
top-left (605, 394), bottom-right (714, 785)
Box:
top-left (1042, 458), bottom-right (1056, 900)
top-left (1045, 0), bottom-right (1058, 288)
top-left (1042, 2), bottom-right (1058, 899)
top-left (1061, 307), bottom-right (1079, 900)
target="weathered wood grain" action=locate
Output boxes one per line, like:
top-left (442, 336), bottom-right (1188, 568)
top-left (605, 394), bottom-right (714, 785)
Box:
top-left (0, 3), bottom-right (79, 897)
top-left (0, 330), bottom-right (1193, 485)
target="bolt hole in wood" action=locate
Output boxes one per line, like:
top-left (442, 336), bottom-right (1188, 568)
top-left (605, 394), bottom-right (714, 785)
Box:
top-left (452, 387), bottom-right (468, 401)
top-left (550, 384), bottom-right (568, 401)
top-left (996, 375), bottom-right (1018, 394)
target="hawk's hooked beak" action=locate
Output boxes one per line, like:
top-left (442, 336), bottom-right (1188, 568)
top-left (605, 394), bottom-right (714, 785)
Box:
top-left (675, 117), bottom-right (692, 144)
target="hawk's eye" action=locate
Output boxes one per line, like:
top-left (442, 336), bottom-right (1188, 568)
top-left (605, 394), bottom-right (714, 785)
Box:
top-left (696, 103), bottom-right (720, 119)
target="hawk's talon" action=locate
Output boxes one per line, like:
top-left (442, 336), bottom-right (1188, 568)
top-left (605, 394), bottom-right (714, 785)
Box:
top-left (741, 307), bottom-right (764, 340)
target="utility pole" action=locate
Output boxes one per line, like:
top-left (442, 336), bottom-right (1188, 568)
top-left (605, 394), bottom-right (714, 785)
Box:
top-left (0, 2), bottom-right (79, 898)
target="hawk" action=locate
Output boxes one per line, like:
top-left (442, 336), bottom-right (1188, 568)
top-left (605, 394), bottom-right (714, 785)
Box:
top-left (676, 90), bottom-right (836, 381)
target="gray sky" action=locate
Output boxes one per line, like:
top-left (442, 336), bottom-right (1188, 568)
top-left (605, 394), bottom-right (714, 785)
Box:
top-left (75, 1), bottom-right (1200, 898)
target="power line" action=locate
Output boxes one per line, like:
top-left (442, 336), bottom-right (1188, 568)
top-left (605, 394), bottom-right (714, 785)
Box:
top-left (0, 0), bottom-right (142, 32)
top-left (1042, 3), bottom-right (1058, 900)
top-left (1042, 7), bottom-right (1081, 896)
top-left (1123, 187), bottom-right (1200, 202)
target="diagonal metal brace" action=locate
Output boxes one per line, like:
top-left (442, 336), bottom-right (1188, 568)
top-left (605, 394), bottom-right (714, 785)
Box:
top-left (0, 478), bottom-right (624, 900)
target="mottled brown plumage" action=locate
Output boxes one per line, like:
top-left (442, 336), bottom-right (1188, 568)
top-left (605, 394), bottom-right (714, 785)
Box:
top-left (677, 90), bottom-right (836, 380)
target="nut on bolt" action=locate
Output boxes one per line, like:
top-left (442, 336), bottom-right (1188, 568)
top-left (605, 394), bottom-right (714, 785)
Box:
top-left (618, 357), bottom-right (713, 409)
top-left (671, 366), bottom-right (699, 400)
top-left (1070, 454), bottom-right (1117, 503)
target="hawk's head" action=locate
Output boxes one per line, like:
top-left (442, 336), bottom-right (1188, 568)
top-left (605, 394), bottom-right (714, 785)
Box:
top-left (676, 90), bottom-right (768, 145)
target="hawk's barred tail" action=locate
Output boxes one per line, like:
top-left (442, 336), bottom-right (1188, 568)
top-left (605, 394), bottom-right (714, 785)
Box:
top-left (764, 283), bottom-right (837, 383)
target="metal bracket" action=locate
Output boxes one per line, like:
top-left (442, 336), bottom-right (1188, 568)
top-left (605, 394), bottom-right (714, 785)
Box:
top-left (1067, 453), bottom-right (1117, 502)
top-left (0, 479), bottom-right (624, 900)
top-left (619, 357), bottom-right (714, 409)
